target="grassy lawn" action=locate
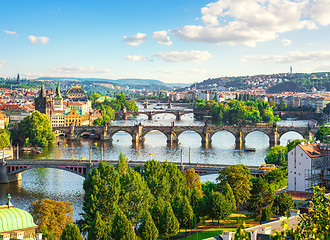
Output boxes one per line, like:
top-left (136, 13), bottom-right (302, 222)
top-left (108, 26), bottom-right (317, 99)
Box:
top-left (162, 213), bottom-right (259, 239)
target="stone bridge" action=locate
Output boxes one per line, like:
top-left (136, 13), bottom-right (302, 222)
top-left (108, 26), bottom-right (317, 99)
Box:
top-left (116, 110), bottom-right (194, 121)
top-left (53, 123), bottom-right (318, 149)
top-left (0, 159), bottom-right (264, 183)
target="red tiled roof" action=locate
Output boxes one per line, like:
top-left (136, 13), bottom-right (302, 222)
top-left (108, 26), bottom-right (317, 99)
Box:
top-left (299, 143), bottom-right (322, 158)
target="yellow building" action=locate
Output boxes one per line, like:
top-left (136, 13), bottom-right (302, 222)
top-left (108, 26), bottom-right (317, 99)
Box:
top-left (65, 109), bottom-right (82, 126)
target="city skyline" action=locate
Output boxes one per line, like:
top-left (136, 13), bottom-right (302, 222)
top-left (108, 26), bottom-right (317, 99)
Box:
top-left (1, 0), bottom-right (330, 83)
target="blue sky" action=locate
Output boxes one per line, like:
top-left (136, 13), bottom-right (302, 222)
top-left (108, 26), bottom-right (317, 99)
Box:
top-left (1, 0), bottom-right (330, 83)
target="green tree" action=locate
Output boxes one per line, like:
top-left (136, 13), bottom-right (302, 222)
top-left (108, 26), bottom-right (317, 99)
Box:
top-left (286, 139), bottom-right (303, 152)
top-left (217, 164), bottom-right (252, 207)
top-left (0, 129), bottom-right (10, 157)
top-left (111, 209), bottom-right (136, 240)
top-left (82, 162), bottom-right (120, 229)
top-left (261, 208), bottom-right (271, 223)
top-left (323, 103), bottom-right (330, 114)
top-left (61, 223), bottom-right (83, 240)
top-left (137, 211), bottom-right (159, 240)
top-left (265, 145), bottom-right (287, 167)
top-left (93, 117), bottom-right (104, 126)
top-left (222, 183), bottom-right (236, 212)
top-left (29, 199), bottom-right (73, 239)
top-left (160, 203), bottom-right (180, 238)
top-left (296, 187), bottom-right (330, 239)
top-left (278, 101), bottom-right (287, 111)
top-left (234, 222), bottom-right (249, 240)
top-left (117, 151), bottom-right (128, 176)
top-left (247, 178), bottom-right (275, 218)
top-left (210, 191), bottom-right (231, 227)
top-left (190, 188), bottom-right (204, 218)
top-left (13, 110), bottom-right (55, 147)
top-left (273, 191), bottom-right (295, 216)
top-left (183, 168), bottom-right (202, 192)
top-left (315, 124), bottom-right (330, 142)
top-left (150, 198), bottom-right (166, 231)
top-left (178, 196), bottom-right (194, 229)
top-left (88, 211), bottom-right (109, 240)
top-left (119, 167), bottom-right (154, 225)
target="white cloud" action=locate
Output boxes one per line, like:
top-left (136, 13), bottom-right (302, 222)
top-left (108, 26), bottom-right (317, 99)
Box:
top-left (153, 31), bottom-right (173, 45)
top-left (52, 66), bottom-right (114, 74)
top-left (123, 33), bottom-right (147, 46)
top-left (156, 50), bottom-right (212, 63)
top-left (0, 60), bottom-right (4, 67)
top-left (282, 39), bottom-right (292, 47)
top-left (125, 55), bottom-right (150, 62)
top-left (28, 35), bottom-right (50, 44)
top-left (3, 30), bottom-right (17, 36)
top-left (310, 0), bottom-right (330, 26)
top-left (170, 0), bottom-right (318, 46)
top-left (241, 50), bottom-right (330, 63)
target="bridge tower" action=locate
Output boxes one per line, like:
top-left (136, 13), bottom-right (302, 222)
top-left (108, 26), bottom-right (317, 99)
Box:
top-left (269, 121), bottom-right (279, 147)
top-left (175, 112), bottom-right (182, 121)
top-left (132, 123), bottom-right (145, 144)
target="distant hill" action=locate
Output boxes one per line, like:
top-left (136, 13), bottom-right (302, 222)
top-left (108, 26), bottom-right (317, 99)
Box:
top-left (37, 77), bottom-right (162, 85)
top-left (35, 77), bottom-right (190, 89)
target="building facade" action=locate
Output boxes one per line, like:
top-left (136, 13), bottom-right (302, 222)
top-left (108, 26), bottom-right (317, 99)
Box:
top-left (65, 109), bottom-right (82, 126)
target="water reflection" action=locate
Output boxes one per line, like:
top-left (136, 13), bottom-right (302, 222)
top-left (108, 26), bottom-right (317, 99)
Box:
top-left (0, 107), bottom-right (314, 220)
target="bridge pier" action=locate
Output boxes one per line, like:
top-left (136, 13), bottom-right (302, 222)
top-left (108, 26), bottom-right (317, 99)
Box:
top-left (201, 132), bottom-right (212, 148)
top-left (269, 132), bottom-right (279, 148)
top-left (235, 132), bottom-right (245, 150)
top-left (147, 112), bottom-right (153, 120)
top-left (0, 163), bottom-right (8, 184)
top-left (166, 131), bottom-right (179, 145)
top-left (176, 112), bottom-right (181, 121)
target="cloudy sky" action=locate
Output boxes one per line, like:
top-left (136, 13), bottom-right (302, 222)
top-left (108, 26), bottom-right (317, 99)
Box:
top-left (1, 0), bottom-right (330, 83)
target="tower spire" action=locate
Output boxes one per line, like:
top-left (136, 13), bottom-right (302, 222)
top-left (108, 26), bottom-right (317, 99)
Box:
top-left (39, 84), bottom-right (46, 98)
top-left (56, 83), bottom-right (62, 98)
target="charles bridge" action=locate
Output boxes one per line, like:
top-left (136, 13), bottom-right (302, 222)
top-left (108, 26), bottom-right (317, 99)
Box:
top-left (116, 110), bottom-right (195, 121)
top-left (0, 158), bottom-right (264, 184)
top-left (53, 122), bottom-right (318, 149)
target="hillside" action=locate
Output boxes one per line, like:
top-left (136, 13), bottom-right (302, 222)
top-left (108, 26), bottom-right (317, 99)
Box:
top-left (188, 72), bottom-right (330, 93)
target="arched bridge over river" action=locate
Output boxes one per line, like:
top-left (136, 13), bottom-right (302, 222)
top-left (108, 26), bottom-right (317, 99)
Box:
top-left (0, 159), bottom-right (264, 183)
top-left (53, 123), bottom-right (318, 149)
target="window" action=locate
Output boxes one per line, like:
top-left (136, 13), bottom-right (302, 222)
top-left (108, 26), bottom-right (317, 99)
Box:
top-left (301, 153), bottom-right (303, 156)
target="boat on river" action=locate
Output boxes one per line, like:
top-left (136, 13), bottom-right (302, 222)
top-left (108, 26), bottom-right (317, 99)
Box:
top-left (244, 148), bottom-right (256, 152)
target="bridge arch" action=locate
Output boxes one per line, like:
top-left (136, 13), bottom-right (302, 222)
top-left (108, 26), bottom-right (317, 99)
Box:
top-left (7, 165), bottom-right (87, 178)
top-left (143, 130), bottom-right (168, 145)
top-left (211, 131), bottom-right (236, 148)
top-left (279, 131), bottom-right (304, 146)
top-left (245, 130), bottom-right (270, 148)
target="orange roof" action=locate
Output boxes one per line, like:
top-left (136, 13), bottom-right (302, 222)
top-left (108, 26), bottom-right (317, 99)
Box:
top-left (299, 143), bottom-right (322, 158)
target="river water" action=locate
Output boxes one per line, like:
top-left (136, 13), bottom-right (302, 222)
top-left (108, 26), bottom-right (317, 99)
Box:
top-left (0, 104), bottom-right (316, 220)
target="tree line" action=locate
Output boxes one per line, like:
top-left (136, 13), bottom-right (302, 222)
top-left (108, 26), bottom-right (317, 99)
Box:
top-left (194, 98), bottom-right (280, 125)
top-left (90, 93), bottom-right (138, 125)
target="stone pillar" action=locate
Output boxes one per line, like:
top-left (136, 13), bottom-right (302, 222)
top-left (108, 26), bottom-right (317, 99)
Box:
top-left (235, 131), bottom-right (245, 150)
top-left (201, 132), bottom-right (212, 148)
top-left (147, 112), bottom-right (153, 120)
top-left (8, 172), bottom-right (22, 183)
top-left (166, 131), bottom-right (178, 144)
top-left (269, 131), bottom-right (279, 147)
top-left (101, 125), bottom-right (109, 140)
top-left (132, 124), bottom-right (145, 144)
top-left (0, 163), bottom-right (8, 184)
top-left (176, 112), bottom-right (182, 121)
top-left (69, 124), bottom-right (75, 140)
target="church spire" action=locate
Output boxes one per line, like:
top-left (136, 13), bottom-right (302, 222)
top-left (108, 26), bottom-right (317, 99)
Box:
top-left (39, 84), bottom-right (47, 98)
top-left (55, 83), bottom-right (62, 99)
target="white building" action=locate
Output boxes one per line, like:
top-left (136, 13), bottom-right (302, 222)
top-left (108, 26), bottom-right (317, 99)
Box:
top-left (288, 143), bottom-right (324, 192)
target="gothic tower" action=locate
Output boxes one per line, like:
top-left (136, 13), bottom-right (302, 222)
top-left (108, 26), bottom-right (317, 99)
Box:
top-left (53, 83), bottom-right (63, 110)
top-left (34, 85), bottom-right (52, 117)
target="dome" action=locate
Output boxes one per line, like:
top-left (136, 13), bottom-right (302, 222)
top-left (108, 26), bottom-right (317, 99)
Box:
top-left (67, 86), bottom-right (85, 95)
top-left (0, 206), bottom-right (37, 233)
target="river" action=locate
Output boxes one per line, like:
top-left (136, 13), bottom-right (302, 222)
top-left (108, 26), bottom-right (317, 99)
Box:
top-left (0, 104), bottom-right (316, 220)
